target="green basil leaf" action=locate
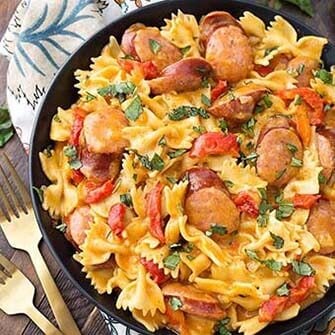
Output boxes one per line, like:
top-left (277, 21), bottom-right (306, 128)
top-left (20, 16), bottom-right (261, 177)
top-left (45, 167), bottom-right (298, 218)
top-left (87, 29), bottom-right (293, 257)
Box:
top-left (205, 224), bottom-right (227, 237)
top-left (263, 259), bottom-right (283, 272)
top-left (63, 145), bottom-right (82, 170)
top-left (241, 118), bottom-right (256, 137)
top-left (219, 119), bottom-right (229, 134)
top-left (167, 149), bottom-right (188, 159)
top-left (276, 168), bottom-right (287, 180)
top-left (294, 95), bottom-right (302, 105)
top-left (163, 252), bottom-right (180, 270)
top-left (276, 283), bottom-right (290, 297)
top-left (291, 157), bottom-right (303, 167)
top-left (166, 176), bottom-right (178, 185)
top-left (318, 172), bottom-right (327, 184)
top-left (180, 45), bottom-right (191, 55)
top-left (150, 153), bottom-right (165, 171)
top-left (85, 91), bottom-right (97, 102)
top-left (201, 94), bottom-right (211, 107)
top-left (168, 106), bottom-right (209, 121)
top-left (216, 317), bottom-right (232, 335)
top-left (287, 143), bottom-right (298, 154)
top-left (169, 297), bottom-right (183, 311)
top-left (245, 249), bottom-right (259, 261)
top-left (193, 125), bottom-right (206, 134)
top-left (149, 39), bottom-right (161, 54)
top-left (264, 47), bottom-right (278, 57)
top-left (270, 232), bottom-right (284, 249)
top-left (158, 136), bottom-right (167, 146)
top-left (120, 193), bottom-right (133, 207)
top-left (292, 260), bottom-right (316, 276)
top-left (275, 202), bottom-right (294, 220)
top-left (224, 180), bottom-right (234, 188)
top-left (263, 94), bottom-right (273, 108)
top-left (314, 69), bottom-right (333, 84)
top-left (125, 95), bottom-right (143, 121)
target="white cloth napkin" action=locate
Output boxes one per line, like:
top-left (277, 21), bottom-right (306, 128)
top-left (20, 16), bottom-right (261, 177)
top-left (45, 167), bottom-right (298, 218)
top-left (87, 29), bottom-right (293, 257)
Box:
top-left (0, 0), bottom-right (160, 152)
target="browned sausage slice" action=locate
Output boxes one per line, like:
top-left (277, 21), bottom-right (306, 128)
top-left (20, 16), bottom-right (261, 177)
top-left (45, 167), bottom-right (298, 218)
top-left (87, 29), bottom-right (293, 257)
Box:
top-left (316, 129), bottom-right (335, 180)
top-left (206, 26), bottom-right (254, 82)
top-left (162, 283), bottom-right (226, 320)
top-left (287, 56), bottom-right (319, 88)
top-left (307, 199), bottom-right (335, 254)
top-left (120, 23), bottom-right (146, 59)
top-left (133, 28), bottom-right (182, 71)
top-left (185, 168), bottom-right (240, 234)
top-left (149, 58), bottom-right (213, 95)
top-left (256, 125), bottom-right (303, 187)
top-left (208, 85), bottom-right (268, 125)
top-left (80, 149), bottom-right (121, 183)
top-left (199, 11), bottom-right (242, 50)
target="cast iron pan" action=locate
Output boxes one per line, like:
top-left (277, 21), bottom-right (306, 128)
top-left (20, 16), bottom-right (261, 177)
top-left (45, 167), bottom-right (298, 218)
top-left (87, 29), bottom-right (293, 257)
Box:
top-left (29, 0), bottom-right (335, 334)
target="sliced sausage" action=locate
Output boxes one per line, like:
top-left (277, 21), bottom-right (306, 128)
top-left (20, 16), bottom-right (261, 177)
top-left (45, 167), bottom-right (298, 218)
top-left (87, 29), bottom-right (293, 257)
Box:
top-left (206, 25), bottom-right (254, 82)
top-left (133, 27), bottom-right (182, 71)
top-left (287, 56), bottom-right (319, 87)
top-left (149, 58), bottom-right (213, 95)
top-left (307, 199), bottom-right (335, 254)
top-left (120, 23), bottom-right (146, 59)
top-left (257, 116), bottom-right (293, 144)
top-left (162, 283), bottom-right (226, 320)
top-left (83, 107), bottom-right (129, 155)
top-left (208, 85), bottom-right (268, 125)
top-left (80, 149), bottom-right (121, 183)
top-left (316, 129), bottom-right (335, 180)
top-left (256, 121), bottom-right (303, 187)
top-left (65, 206), bottom-right (92, 247)
top-left (88, 257), bottom-right (115, 270)
top-left (199, 11), bottom-right (242, 50)
top-left (185, 168), bottom-right (240, 234)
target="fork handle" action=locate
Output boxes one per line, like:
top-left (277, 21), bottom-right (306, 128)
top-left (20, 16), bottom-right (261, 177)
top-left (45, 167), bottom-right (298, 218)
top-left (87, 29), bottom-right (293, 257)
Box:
top-left (28, 245), bottom-right (81, 335)
top-left (25, 305), bottom-right (63, 335)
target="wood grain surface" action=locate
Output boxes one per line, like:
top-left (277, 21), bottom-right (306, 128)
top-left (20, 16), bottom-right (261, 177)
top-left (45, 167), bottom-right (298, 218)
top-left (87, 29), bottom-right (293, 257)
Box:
top-left (0, 1), bottom-right (334, 335)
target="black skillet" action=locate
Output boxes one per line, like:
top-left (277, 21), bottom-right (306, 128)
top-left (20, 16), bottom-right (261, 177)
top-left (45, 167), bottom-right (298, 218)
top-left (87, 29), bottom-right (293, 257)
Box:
top-left (29, 0), bottom-right (335, 334)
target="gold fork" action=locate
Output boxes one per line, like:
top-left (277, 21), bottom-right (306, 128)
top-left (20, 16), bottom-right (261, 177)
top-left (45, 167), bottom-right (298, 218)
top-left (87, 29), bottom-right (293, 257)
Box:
top-left (0, 153), bottom-right (81, 335)
top-left (0, 253), bottom-right (63, 335)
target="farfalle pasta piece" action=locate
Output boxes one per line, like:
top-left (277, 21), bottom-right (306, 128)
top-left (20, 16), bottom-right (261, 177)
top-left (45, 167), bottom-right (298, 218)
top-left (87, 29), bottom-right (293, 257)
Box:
top-left (163, 180), bottom-right (188, 218)
top-left (185, 315), bottom-right (216, 335)
top-left (180, 253), bottom-right (211, 282)
top-left (116, 264), bottom-right (166, 316)
top-left (50, 107), bottom-right (74, 142)
top-left (161, 10), bottom-right (201, 57)
top-left (132, 309), bottom-right (166, 332)
top-left (239, 11), bottom-right (266, 40)
top-left (82, 266), bottom-right (115, 294)
top-left (39, 143), bottom-right (78, 218)
top-left (311, 67), bottom-right (335, 103)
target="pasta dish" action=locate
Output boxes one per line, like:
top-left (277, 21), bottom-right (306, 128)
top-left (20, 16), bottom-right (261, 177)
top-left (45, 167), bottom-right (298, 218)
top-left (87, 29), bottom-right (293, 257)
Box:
top-left (38, 9), bottom-right (335, 335)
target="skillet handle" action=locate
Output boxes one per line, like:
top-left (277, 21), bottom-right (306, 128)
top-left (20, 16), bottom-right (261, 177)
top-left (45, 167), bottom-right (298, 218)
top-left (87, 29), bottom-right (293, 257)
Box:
top-left (310, 317), bottom-right (335, 335)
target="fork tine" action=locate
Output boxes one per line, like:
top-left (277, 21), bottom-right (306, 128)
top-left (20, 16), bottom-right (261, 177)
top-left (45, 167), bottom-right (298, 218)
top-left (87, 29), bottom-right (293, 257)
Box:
top-left (3, 153), bottom-right (31, 209)
top-left (0, 162), bottom-right (24, 214)
top-left (0, 180), bottom-right (16, 220)
top-left (0, 254), bottom-right (16, 276)
top-left (0, 269), bottom-right (7, 284)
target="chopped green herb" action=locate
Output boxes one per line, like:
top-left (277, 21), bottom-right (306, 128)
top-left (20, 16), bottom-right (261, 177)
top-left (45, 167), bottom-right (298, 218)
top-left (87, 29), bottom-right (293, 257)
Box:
top-left (0, 107), bottom-right (14, 147)
top-left (193, 125), bottom-right (206, 134)
top-left (166, 176), bottom-right (178, 185)
top-left (180, 45), bottom-right (191, 55)
top-left (133, 174), bottom-right (138, 181)
top-left (167, 149), bottom-right (188, 159)
top-left (169, 297), bottom-right (183, 311)
top-left (63, 145), bottom-right (82, 170)
top-left (150, 153), bottom-right (165, 171)
top-left (224, 180), bottom-right (234, 188)
top-left (201, 94), bottom-right (211, 107)
top-left (120, 193), bottom-right (133, 207)
top-left (227, 91), bottom-right (236, 101)
top-left (186, 254), bottom-right (196, 261)
top-left (318, 172), bottom-right (327, 184)
top-left (55, 222), bottom-right (67, 233)
top-left (149, 39), bottom-right (161, 54)
top-left (53, 114), bottom-right (61, 123)
top-left (270, 232), bottom-right (284, 249)
top-left (85, 91), bottom-right (97, 102)
top-left (125, 95), bottom-right (143, 121)
top-left (297, 64), bottom-right (305, 75)
top-left (97, 81), bottom-right (136, 102)
top-left (196, 66), bottom-right (209, 75)
top-left (245, 249), bottom-right (259, 261)
top-left (258, 188), bottom-right (267, 200)
top-left (263, 259), bottom-right (283, 272)
top-left (32, 186), bottom-right (44, 203)
top-left (324, 104), bottom-right (332, 112)
top-left (276, 283), bottom-right (290, 296)
top-left (163, 252), bottom-right (181, 270)
top-left (216, 317), bottom-right (232, 335)
top-left (168, 106), bottom-right (209, 121)
top-left (43, 145), bottom-right (53, 158)
top-left (276, 168), bottom-right (287, 180)
top-left (158, 136), bottom-right (167, 146)
top-left (241, 118), bottom-right (256, 137)
top-left (275, 201), bottom-right (294, 221)
top-left (291, 157), bottom-right (303, 167)
top-left (255, 104), bottom-right (265, 114)
top-left (201, 77), bottom-right (210, 88)
top-left (314, 69), bottom-right (333, 84)
top-left (287, 143), bottom-right (298, 154)
top-left (206, 224), bottom-right (228, 237)
top-left (292, 260), bottom-right (316, 276)
top-left (294, 95), bottom-right (302, 105)
top-left (263, 94), bottom-right (273, 108)
top-left (246, 141), bottom-right (254, 150)
top-left (121, 54), bottom-right (135, 60)
top-left (241, 152), bottom-right (259, 165)
top-left (219, 119), bottom-right (229, 134)
top-left (264, 47), bottom-right (278, 57)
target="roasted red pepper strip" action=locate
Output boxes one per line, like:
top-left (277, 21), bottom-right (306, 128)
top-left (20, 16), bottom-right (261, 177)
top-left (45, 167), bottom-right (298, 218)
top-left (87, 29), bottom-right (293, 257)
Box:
top-left (71, 169), bottom-right (85, 185)
top-left (254, 64), bottom-right (273, 77)
top-left (140, 258), bottom-right (169, 284)
top-left (146, 182), bottom-right (165, 243)
top-left (259, 277), bottom-right (315, 322)
top-left (69, 107), bottom-right (86, 147)
top-left (277, 88), bottom-right (325, 125)
top-left (293, 194), bottom-right (321, 209)
top-left (234, 191), bottom-right (259, 218)
top-left (211, 80), bottom-right (228, 101)
top-left (118, 59), bottom-right (159, 79)
top-left (165, 301), bottom-right (188, 335)
top-left (85, 179), bottom-right (114, 204)
top-left (189, 132), bottom-right (240, 158)
top-left (108, 203), bottom-right (126, 236)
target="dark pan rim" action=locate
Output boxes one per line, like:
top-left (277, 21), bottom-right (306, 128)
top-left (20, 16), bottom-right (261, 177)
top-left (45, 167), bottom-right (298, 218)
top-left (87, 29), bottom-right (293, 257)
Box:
top-left (29, 1), bottom-right (335, 334)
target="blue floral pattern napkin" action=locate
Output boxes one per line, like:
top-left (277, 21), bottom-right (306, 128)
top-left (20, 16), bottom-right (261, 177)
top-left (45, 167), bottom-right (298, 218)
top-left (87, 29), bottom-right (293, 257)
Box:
top-left (0, 1), bottom-right (334, 334)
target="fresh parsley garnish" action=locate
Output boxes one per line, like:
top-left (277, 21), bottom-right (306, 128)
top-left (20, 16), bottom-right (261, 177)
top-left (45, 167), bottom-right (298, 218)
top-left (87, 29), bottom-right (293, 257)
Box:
top-left (135, 152), bottom-right (165, 171)
top-left (125, 95), bottom-right (143, 121)
top-left (205, 224), bottom-right (228, 237)
top-left (263, 94), bottom-right (273, 108)
top-left (219, 119), bottom-right (229, 134)
top-left (224, 180), bottom-right (234, 188)
top-left (246, 249), bottom-right (283, 272)
top-left (55, 222), bottom-right (67, 233)
top-left (291, 157), bottom-right (303, 167)
top-left (314, 69), bottom-right (333, 84)
top-left (97, 81), bottom-right (136, 102)
top-left (275, 168), bottom-right (287, 181)
top-left (287, 143), bottom-right (298, 154)
top-left (270, 232), bottom-right (284, 249)
top-left (294, 95), bottom-right (302, 105)
top-left (120, 193), bottom-right (133, 207)
top-left (0, 107), bottom-right (14, 147)
top-left (32, 186), bottom-right (44, 203)
top-left (169, 297), bottom-right (183, 311)
top-left (158, 136), bottom-right (167, 146)
top-left (241, 118), bottom-right (256, 137)
top-left (201, 94), bottom-right (211, 107)
top-left (275, 197), bottom-right (295, 221)
top-left (264, 47), bottom-right (278, 57)
top-left (292, 260), bottom-right (316, 276)
top-left (149, 39), bottom-right (161, 54)
top-left (180, 45), bottom-right (191, 56)
top-left (276, 283), bottom-right (290, 297)
top-left (53, 114), bottom-right (61, 123)
top-left (318, 172), bottom-right (327, 184)
top-left (163, 252), bottom-right (180, 270)
top-left (193, 125), bottom-right (206, 134)
top-left (167, 149), bottom-right (188, 159)
top-left (168, 106), bottom-right (209, 121)
top-left (63, 145), bottom-right (82, 170)
top-left (166, 176), bottom-right (178, 184)
top-left (43, 145), bottom-right (53, 158)
top-left (216, 318), bottom-right (232, 335)
top-left (85, 91), bottom-right (97, 102)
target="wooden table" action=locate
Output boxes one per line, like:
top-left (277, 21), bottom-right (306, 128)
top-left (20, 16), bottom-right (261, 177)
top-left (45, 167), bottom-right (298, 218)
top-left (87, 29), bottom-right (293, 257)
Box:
top-left (0, 1), bottom-right (334, 334)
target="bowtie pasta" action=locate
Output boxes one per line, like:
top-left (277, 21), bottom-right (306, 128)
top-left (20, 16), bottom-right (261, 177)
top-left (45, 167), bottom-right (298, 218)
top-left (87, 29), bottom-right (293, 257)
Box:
top-left (38, 9), bottom-right (335, 335)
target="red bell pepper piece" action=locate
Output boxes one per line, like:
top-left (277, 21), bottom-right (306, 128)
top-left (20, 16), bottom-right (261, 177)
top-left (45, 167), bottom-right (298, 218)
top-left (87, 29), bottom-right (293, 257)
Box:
top-left (259, 276), bottom-right (315, 322)
top-left (254, 64), bottom-right (273, 77)
top-left (118, 59), bottom-right (159, 79)
top-left (277, 88), bottom-right (325, 125)
top-left (146, 182), bottom-right (165, 244)
top-left (140, 258), bottom-right (169, 284)
top-left (71, 169), bottom-right (85, 185)
top-left (189, 132), bottom-right (240, 158)
top-left (234, 191), bottom-right (259, 218)
top-left (293, 194), bottom-right (321, 209)
top-left (211, 80), bottom-right (228, 101)
top-left (69, 107), bottom-right (86, 147)
top-left (85, 179), bottom-right (114, 204)
top-left (108, 203), bottom-right (126, 236)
